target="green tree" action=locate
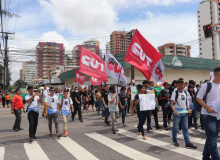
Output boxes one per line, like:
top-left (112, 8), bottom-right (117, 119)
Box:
top-left (14, 79), bottom-right (25, 88)
top-left (9, 85), bottom-right (14, 91)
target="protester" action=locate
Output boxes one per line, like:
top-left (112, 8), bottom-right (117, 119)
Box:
top-left (102, 84), bottom-right (110, 125)
top-left (72, 87), bottom-right (83, 122)
top-left (59, 90), bottom-right (74, 137)
top-left (82, 87), bottom-right (90, 113)
top-left (41, 84), bottom-right (48, 118)
top-left (25, 86), bottom-right (42, 142)
top-left (197, 67), bottom-right (220, 160)
top-left (170, 80), bottom-right (197, 149)
top-left (5, 92), bottom-right (10, 108)
top-left (148, 81), bottom-right (161, 130)
top-left (88, 87), bottom-right (95, 112)
top-left (97, 88), bottom-right (105, 118)
top-left (108, 86), bottom-right (119, 134)
top-left (44, 87), bottom-right (61, 138)
top-left (158, 82), bottom-right (171, 129)
top-left (135, 84), bottom-right (147, 140)
top-left (11, 88), bottom-right (24, 131)
top-left (118, 86), bottom-right (127, 126)
top-left (187, 85), bottom-right (203, 134)
top-left (2, 92), bottom-right (5, 108)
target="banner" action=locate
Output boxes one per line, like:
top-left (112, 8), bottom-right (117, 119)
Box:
top-left (152, 59), bottom-right (165, 84)
top-left (75, 69), bottom-right (86, 85)
top-left (124, 29), bottom-right (162, 81)
top-left (131, 86), bottom-right (138, 100)
top-left (90, 77), bottom-right (101, 86)
top-left (105, 51), bottom-right (127, 84)
top-left (79, 47), bottom-right (108, 82)
top-left (139, 94), bottom-right (155, 111)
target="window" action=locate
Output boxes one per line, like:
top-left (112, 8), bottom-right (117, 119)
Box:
top-left (200, 53), bottom-right (202, 55)
top-left (198, 11), bottom-right (200, 13)
top-left (213, 53), bottom-right (215, 56)
top-left (200, 48), bottom-right (202, 50)
top-left (199, 25), bottom-right (200, 27)
top-left (198, 20), bottom-right (200, 22)
top-left (199, 34), bottom-right (201, 36)
top-left (198, 16), bottom-right (200, 18)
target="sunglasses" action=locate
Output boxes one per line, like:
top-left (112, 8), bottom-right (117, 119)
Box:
top-left (50, 90), bottom-right (55, 91)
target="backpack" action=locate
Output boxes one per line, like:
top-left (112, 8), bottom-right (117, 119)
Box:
top-left (61, 97), bottom-right (71, 109)
top-left (193, 81), bottom-right (212, 112)
top-left (174, 90), bottom-right (187, 107)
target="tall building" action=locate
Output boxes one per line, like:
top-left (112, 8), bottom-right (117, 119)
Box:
top-left (36, 42), bottom-right (65, 78)
top-left (110, 30), bottom-right (132, 55)
top-left (197, 0), bottom-right (220, 59)
top-left (21, 61), bottom-right (37, 84)
top-left (20, 69), bottom-right (22, 80)
top-left (106, 42), bottom-right (110, 53)
top-left (72, 44), bottom-right (100, 66)
top-left (82, 38), bottom-right (100, 48)
top-left (158, 43), bottom-right (191, 57)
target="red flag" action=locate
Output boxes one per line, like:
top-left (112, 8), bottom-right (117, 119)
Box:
top-left (75, 69), bottom-right (86, 85)
top-left (90, 77), bottom-right (101, 85)
top-left (124, 29), bottom-right (162, 81)
top-left (79, 47), bottom-right (108, 82)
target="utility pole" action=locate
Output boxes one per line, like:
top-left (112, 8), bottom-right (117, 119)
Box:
top-left (128, 29), bottom-right (135, 83)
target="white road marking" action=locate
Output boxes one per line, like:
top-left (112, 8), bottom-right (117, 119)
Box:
top-left (86, 132), bottom-right (159, 160)
top-left (57, 137), bottom-right (99, 160)
top-left (24, 141), bottom-right (49, 160)
top-left (119, 129), bottom-right (203, 160)
top-left (0, 147), bottom-right (4, 160)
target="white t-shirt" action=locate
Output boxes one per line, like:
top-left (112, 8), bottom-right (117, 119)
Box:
top-left (45, 95), bottom-right (59, 114)
top-left (171, 91), bottom-right (188, 116)
top-left (41, 89), bottom-right (48, 99)
top-left (25, 95), bottom-right (40, 113)
top-left (59, 97), bottom-right (73, 111)
top-left (197, 82), bottom-right (220, 116)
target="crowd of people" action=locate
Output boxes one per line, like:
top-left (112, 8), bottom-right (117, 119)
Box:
top-left (4, 67), bottom-right (220, 160)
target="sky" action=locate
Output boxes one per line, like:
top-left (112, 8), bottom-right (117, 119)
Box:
top-left (7, 0), bottom-right (204, 84)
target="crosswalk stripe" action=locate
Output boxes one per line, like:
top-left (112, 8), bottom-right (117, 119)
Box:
top-left (0, 147), bottom-right (4, 160)
top-left (86, 132), bottom-right (159, 160)
top-left (57, 137), bottom-right (99, 160)
top-left (118, 129), bottom-right (203, 160)
top-left (24, 141), bottom-right (49, 160)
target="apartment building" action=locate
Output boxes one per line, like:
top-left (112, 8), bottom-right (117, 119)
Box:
top-left (197, 0), bottom-right (220, 59)
top-left (21, 61), bottom-right (37, 84)
top-left (82, 38), bottom-right (100, 48)
top-left (36, 42), bottom-right (65, 78)
top-left (110, 30), bottom-right (132, 55)
top-left (158, 43), bottom-right (191, 57)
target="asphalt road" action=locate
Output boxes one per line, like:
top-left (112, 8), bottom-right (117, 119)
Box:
top-left (0, 105), bottom-right (217, 160)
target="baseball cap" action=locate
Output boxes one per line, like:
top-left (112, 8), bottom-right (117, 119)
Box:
top-left (163, 82), bottom-right (170, 86)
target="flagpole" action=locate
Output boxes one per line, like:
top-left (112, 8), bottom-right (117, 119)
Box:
top-left (117, 60), bottom-right (125, 100)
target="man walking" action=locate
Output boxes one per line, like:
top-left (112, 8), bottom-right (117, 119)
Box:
top-left (59, 90), bottom-right (74, 136)
top-left (118, 86), bottom-right (127, 126)
top-left (11, 88), bottom-right (24, 131)
top-left (102, 84), bottom-right (110, 125)
top-left (72, 87), bottom-right (83, 122)
top-left (41, 84), bottom-right (48, 118)
top-left (44, 87), bottom-right (61, 138)
top-left (197, 67), bottom-right (220, 160)
top-left (25, 86), bottom-right (42, 142)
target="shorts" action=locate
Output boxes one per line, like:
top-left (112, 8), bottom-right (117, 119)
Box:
top-left (6, 100), bottom-right (10, 104)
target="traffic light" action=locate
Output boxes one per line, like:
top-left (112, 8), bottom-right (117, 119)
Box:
top-left (203, 24), bottom-right (213, 38)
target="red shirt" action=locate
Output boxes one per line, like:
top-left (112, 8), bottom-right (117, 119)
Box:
top-left (12, 94), bottom-right (23, 109)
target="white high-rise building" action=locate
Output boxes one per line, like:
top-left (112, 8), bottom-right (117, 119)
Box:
top-left (22, 61), bottom-right (37, 85)
top-left (197, 0), bottom-right (220, 59)
top-left (82, 38), bottom-right (100, 48)
top-left (106, 42), bottom-right (110, 53)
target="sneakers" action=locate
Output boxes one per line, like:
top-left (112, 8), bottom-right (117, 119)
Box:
top-left (186, 143), bottom-right (197, 149)
top-left (30, 137), bottom-right (33, 142)
top-left (163, 126), bottom-right (168, 130)
top-left (147, 130), bottom-right (154, 134)
top-left (173, 141), bottom-right (179, 147)
top-left (195, 129), bottom-right (203, 133)
top-left (168, 121), bottom-right (171, 126)
top-left (102, 117), bottom-right (105, 120)
top-left (178, 130), bottom-right (182, 134)
top-left (123, 123), bottom-right (127, 126)
top-left (156, 126), bottom-right (162, 130)
top-left (188, 129), bottom-right (194, 135)
top-left (64, 131), bottom-right (68, 137)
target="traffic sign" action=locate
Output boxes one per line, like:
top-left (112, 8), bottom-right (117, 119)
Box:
top-left (213, 23), bottom-right (220, 33)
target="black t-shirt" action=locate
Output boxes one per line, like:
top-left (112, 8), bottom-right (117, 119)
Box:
top-left (158, 89), bottom-right (170, 107)
top-left (73, 92), bottom-right (81, 106)
top-left (118, 92), bottom-right (127, 106)
top-left (169, 86), bottom-right (175, 96)
top-left (101, 90), bottom-right (108, 105)
top-left (83, 91), bottom-right (87, 96)
top-left (134, 94), bottom-right (140, 111)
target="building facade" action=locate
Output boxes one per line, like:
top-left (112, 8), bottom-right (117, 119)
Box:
top-left (21, 61), bottom-right (37, 84)
top-left (106, 42), bottom-right (110, 53)
top-left (82, 38), bottom-right (100, 48)
top-left (110, 30), bottom-right (132, 55)
top-left (158, 43), bottom-right (191, 57)
top-left (36, 42), bottom-right (65, 79)
top-left (72, 44), bottom-right (100, 66)
top-left (197, 0), bottom-right (220, 59)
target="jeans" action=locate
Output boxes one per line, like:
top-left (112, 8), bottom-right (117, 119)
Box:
top-left (121, 106), bottom-right (126, 124)
top-left (28, 111), bottom-right (39, 138)
top-left (105, 107), bottom-right (110, 123)
top-left (146, 110), bottom-right (152, 131)
top-left (47, 112), bottom-right (59, 134)
top-left (172, 114), bottom-right (190, 144)
top-left (110, 111), bottom-right (117, 131)
top-left (13, 109), bottom-right (22, 129)
top-left (152, 108), bottom-right (159, 128)
top-left (137, 110), bottom-right (147, 136)
top-left (162, 106), bottom-right (169, 127)
top-left (188, 110), bottom-right (198, 129)
top-left (97, 100), bottom-right (104, 117)
top-left (201, 114), bottom-right (220, 160)
top-left (72, 105), bottom-right (82, 121)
